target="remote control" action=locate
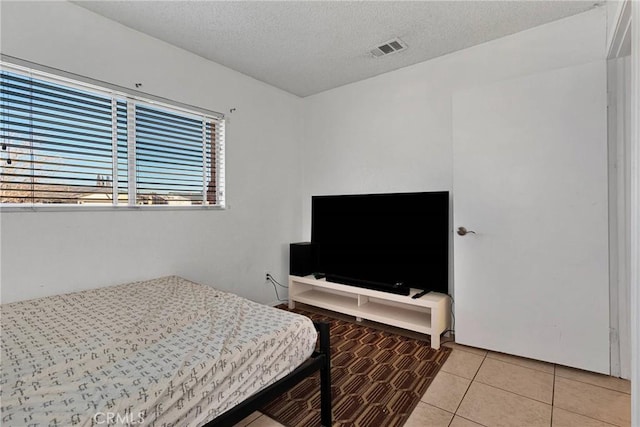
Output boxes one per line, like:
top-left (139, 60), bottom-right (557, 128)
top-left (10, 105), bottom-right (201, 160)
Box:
top-left (411, 290), bottom-right (429, 299)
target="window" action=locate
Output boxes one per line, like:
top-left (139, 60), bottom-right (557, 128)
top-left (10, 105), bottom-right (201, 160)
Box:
top-left (0, 64), bottom-right (225, 208)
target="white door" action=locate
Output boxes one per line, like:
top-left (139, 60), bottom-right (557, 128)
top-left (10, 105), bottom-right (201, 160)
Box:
top-left (452, 61), bottom-right (610, 374)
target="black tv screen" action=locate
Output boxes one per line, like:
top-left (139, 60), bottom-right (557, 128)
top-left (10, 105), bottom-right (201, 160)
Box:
top-left (311, 191), bottom-right (449, 294)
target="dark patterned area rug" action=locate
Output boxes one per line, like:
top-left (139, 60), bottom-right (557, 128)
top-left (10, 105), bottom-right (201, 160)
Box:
top-left (261, 305), bottom-right (451, 427)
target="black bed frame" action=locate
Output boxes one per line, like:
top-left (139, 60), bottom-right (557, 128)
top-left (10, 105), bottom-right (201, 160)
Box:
top-left (207, 321), bottom-right (332, 427)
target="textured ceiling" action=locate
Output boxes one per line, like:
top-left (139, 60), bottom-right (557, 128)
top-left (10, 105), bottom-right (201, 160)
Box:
top-left (74, 1), bottom-right (598, 97)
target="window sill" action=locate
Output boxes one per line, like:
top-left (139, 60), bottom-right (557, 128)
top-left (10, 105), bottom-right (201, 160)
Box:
top-left (0, 205), bottom-right (228, 213)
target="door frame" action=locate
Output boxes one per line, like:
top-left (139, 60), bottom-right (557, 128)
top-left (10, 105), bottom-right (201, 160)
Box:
top-left (629, 3), bottom-right (639, 425)
top-left (609, 0), bottom-right (639, 424)
top-left (606, 0), bottom-right (632, 380)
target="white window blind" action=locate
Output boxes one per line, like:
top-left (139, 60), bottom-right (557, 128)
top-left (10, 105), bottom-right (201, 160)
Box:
top-left (0, 64), bottom-right (225, 208)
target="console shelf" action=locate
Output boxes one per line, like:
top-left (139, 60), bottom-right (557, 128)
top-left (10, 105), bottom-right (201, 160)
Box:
top-left (289, 275), bottom-right (450, 349)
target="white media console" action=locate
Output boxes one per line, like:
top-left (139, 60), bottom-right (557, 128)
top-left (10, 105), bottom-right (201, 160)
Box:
top-left (288, 275), bottom-right (450, 349)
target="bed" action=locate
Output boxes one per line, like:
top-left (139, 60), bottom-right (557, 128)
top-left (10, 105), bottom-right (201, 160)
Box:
top-left (0, 276), bottom-right (332, 426)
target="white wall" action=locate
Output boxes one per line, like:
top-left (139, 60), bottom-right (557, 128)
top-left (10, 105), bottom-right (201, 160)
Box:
top-left (0, 1), bottom-right (303, 304)
top-left (607, 1), bottom-right (623, 46)
top-left (301, 8), bottom-right (606, 296)
top-left (606, 0), bottom-right (627, 53)
top-left (0, 4), bottom-right (611, 315)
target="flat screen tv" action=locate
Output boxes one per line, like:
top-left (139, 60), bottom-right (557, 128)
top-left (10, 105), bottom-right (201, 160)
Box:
top-left (311, 191), bottom-right (449, 295)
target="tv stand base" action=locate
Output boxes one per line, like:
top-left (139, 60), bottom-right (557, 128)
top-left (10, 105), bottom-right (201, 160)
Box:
top-left (288, 275), bottom-right (450, 349)
top-left (324, 274), bottom-right (411, 295)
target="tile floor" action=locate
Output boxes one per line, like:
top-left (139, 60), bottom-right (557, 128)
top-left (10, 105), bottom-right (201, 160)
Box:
top-left (408, 342), bottom-right (632, 427)
top-left (234, 341), bottom-right (632, 427)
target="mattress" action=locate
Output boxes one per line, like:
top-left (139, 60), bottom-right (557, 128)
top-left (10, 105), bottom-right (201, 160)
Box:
top-left (0, 276), bottom-right (317, 426)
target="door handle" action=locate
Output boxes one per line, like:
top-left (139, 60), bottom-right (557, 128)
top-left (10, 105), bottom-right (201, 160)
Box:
top-left (457, 226), bottom-right (476, 236)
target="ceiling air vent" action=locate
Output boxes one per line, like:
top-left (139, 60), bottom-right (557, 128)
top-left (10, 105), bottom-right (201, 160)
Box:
top-left (370, 38), bottom-right (407, 58)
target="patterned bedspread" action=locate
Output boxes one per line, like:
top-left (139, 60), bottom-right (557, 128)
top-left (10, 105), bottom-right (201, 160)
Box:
top-left (0, 276), bottom-right (317, 426)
